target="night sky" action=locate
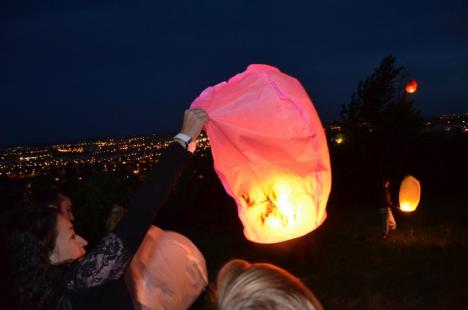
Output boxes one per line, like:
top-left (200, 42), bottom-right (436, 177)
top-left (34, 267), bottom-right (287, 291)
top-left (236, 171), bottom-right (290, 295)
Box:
top-left (2, 0), bottom-right (467, 146)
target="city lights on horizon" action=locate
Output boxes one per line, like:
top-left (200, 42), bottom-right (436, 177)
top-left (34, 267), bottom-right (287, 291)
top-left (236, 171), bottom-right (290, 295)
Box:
top-left (0, 113), bottom-right (466, 180)
top-left (0, 133), bottom-right (211, 181)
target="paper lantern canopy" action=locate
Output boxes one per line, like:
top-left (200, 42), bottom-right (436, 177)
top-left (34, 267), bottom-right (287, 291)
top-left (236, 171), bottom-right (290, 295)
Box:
top-left (191, 64), bottom-right (332, 244)
top-left (405, 80), bottom-right (418, 94)
top-left (398, 175), bottom-right (421, 212)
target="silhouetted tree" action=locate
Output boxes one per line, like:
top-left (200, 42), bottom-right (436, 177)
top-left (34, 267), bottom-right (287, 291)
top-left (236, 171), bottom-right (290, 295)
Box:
top-left (340, 56), bottom-right (423, 191)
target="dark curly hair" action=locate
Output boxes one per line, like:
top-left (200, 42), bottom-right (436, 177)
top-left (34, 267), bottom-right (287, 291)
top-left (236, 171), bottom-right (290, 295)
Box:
top-left (0, 207), bottom-right (72, 310)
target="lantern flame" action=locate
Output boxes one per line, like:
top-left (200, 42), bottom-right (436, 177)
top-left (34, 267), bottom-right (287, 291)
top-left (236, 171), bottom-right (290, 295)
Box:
top-left (239, 173), bottom-right (326, 244)
top-left (399, 202), bottom-right (414, 212)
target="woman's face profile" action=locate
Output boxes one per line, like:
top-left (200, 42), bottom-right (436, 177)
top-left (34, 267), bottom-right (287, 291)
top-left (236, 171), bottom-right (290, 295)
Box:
top-left (49, 215), bottom-right (88, 264)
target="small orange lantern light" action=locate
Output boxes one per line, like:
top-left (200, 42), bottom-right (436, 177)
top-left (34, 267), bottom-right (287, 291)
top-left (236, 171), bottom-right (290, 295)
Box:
top-left (398, 175), bottom-right (421, 212)
top-left (191, 64), bottom-right (331, 244)
top-left (405, 80), bottom-right (418, 94)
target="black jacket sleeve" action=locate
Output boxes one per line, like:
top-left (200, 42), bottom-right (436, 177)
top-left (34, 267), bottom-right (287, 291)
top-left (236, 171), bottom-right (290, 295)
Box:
top-left (113, 143), bottom-right (191, 253)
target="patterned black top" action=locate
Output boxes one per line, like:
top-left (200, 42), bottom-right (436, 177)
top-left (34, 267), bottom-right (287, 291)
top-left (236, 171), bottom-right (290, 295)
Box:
top-left (66, 233), bottom-right (131, 291)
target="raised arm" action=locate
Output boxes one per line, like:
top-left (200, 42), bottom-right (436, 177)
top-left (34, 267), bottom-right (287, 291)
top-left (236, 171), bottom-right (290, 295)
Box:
top-left (66, 109), bottom-right (208, 290)
top-left (115, 108), bottom-right (208, 252)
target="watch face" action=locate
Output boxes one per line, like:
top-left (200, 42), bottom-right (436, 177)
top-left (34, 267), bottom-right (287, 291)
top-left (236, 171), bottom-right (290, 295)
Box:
top-left (187, 141), bottom-right (197, 153)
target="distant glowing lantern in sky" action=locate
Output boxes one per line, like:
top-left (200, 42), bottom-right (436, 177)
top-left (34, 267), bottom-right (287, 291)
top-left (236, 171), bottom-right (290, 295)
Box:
top-left (191, 64), bottom-right (332, 244)
top-left (398, 175), bottom-right (421, 212)
top-left (405, 80), bottom-right (418, 94)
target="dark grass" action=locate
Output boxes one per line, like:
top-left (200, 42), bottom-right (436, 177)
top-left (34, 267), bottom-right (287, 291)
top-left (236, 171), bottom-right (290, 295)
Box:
top-left (169, 195), bottom-right (468, 309)
top-left (15, 142), bottom-right (462, 309)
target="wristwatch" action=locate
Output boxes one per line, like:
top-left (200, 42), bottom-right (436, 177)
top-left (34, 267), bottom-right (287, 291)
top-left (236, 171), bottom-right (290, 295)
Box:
top-left (174, 133), bottom-right (197, 153)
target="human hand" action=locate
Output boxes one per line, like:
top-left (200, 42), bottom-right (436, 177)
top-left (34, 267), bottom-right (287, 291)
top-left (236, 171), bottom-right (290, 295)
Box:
top-left (179, 109), bottom-right (209, 140)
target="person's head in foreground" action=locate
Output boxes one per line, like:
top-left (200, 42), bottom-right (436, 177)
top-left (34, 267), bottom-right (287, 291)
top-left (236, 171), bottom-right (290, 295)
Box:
top-left (126, 226), bottom-right (208, 310)
top-left (36, 189), bottom-right (75, 221)
top-left (215, 259), bottom-right (323, 310)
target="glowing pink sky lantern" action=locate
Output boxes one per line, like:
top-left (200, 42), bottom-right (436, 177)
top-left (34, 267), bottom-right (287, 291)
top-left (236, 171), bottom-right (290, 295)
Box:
top-left (191, 64), bottom-right (332, 244)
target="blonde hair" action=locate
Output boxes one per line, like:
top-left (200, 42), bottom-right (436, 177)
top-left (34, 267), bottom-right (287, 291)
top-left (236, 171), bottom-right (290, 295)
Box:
top-left (215, 259), bottom-right (323, 310)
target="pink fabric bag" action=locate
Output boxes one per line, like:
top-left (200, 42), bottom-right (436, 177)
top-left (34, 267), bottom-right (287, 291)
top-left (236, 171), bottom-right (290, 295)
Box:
top-left (191, 64), bottom-right (331, 244)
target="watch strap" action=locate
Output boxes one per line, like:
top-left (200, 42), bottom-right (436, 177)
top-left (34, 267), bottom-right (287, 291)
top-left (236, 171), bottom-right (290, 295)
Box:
top-left (174, 133), bottom-right (192, 149)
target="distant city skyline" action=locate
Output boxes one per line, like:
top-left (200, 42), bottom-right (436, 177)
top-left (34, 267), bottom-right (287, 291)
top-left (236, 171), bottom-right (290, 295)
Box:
top-left (0, 133), bottom-right (213, 179)
top-left (2, 1), bottom-right (467, 145)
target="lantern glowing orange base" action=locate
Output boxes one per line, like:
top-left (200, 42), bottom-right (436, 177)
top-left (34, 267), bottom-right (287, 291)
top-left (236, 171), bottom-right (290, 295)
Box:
top-left (398, 175), bottom-right (421, 212)
top-left (191, 64), bottom-right (331, 244)
top-left (238, 172), bottom-right (328, 243)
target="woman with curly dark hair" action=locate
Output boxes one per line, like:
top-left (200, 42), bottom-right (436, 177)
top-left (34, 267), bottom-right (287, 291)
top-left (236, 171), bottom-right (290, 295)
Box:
top-left (0, 109), bottom-right (208, 310)
top-left (0, 207), bottom-right (81, 309)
